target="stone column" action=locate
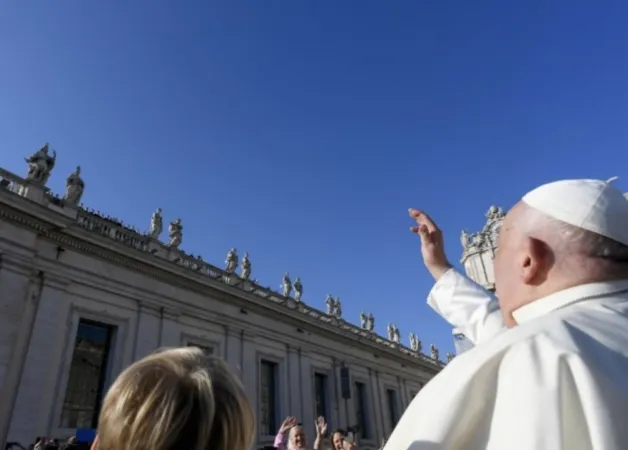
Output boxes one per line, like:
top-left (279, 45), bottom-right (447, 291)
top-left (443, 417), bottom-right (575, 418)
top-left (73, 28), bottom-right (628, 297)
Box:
top-left (224, 327), bottom-right (242, 376)
top-left (331, 360), bottom-right (343, 429)
top-left (286, 346), bottom-right (300, 418)
top-left (397, 377), bottom-right (412, 418)
top-left (133, 304), bottom-right (160, 360)
top-left (368, 368), bottom-right (384, 443)
top-left (240, 332), bottom-right (258, 417)
top-left (9, 276), bottom-right (71, 443)
top-left (158, 308), bottom-right (181, 348)
top-left (0, 268), bottom-right (43, 447)
top-left (299, 351), bottom-right (315, 439)
top-left (343, 366), bottom-right (356, 432)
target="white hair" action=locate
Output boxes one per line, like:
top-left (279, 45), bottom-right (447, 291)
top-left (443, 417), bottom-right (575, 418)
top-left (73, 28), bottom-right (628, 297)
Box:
top-left (521, 206), bottom-right (628, 275)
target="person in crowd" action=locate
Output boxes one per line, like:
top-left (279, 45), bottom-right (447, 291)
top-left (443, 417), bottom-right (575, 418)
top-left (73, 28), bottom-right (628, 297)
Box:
top-left (90, 347), bottom-right (254, 450)
top-left (273, 416), bottom-right (327, 450)
top-left (329, 429), bottom-right (357, 450)
top-left (64, 436), bottom-right (79, 450)
top-left (30, 436), bottom-right (44, 450)
top-left (386, 178), bottom-right (628, 449)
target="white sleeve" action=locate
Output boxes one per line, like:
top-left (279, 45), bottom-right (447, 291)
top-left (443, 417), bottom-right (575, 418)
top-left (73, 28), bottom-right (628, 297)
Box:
top-left (426, 268), bottom-right (504, 344)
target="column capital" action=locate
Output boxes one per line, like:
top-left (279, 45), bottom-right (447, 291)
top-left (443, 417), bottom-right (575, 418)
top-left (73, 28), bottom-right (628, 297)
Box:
top-left (286, 344), bottom-right (299, 354)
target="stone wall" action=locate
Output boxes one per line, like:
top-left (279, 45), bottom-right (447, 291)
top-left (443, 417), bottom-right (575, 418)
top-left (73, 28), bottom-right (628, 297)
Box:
top-left (0, 166), bottom-right (440, 449)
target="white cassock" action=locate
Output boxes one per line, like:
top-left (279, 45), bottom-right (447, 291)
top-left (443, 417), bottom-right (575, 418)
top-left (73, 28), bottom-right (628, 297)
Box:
top-left (427, 268), bottom-right (503, 345)
top-left (385, 279), bottom-right (628, 450)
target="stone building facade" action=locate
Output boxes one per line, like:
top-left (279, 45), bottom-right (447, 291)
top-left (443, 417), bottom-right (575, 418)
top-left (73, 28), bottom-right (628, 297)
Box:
top-left (0, 146), bottom-right (443, 449)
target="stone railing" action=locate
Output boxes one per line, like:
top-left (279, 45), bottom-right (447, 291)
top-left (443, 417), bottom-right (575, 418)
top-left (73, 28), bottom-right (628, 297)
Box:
top-left (76, 209), bottom-right (150, 252)
top-left (0, 166), bottom-right (445, 367)
top-left (0, 168), bottom-right (25, 195)
top-left (71, 208), bottom-right (443, 366)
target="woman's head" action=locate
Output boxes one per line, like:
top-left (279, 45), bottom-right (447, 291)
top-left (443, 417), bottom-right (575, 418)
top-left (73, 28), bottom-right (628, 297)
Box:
top-left (288, 425), bottom-right (307, 449)
top-left (94, 347), bottom-right (255, 450)
top-left (330, 429), bottom-right (346, 450)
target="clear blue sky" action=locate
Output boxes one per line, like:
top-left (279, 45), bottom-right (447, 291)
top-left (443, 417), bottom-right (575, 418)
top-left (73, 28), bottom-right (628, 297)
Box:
top-left (1, 1), bottom-right (627, 355)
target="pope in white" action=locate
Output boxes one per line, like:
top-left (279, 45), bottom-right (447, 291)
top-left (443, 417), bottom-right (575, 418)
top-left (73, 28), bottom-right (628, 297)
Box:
top-left (386, 179), bottom-right (628, 450)
top-left (427, 191), bottom-right (628, 347)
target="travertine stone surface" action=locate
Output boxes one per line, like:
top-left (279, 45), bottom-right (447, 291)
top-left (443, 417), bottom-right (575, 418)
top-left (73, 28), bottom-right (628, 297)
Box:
top-left (0, 162), bottom-right (441, 448)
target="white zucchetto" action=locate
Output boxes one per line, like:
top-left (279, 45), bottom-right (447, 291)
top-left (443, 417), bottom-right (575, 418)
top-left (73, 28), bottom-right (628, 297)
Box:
top-left (522, 178), bottom-right (628, 246)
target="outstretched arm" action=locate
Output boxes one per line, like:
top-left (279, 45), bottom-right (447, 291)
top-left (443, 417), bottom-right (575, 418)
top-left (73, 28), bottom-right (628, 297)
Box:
top-left (409, 209), bottom-right (504, 345)
top-left (427, 268), bottom-right (503, 344)
top-left (274, 416), bottom-right (297, 450)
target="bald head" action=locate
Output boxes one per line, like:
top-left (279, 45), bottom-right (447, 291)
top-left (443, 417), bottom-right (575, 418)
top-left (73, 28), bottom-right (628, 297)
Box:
top-left (493, 202), bottom-right (628, 327)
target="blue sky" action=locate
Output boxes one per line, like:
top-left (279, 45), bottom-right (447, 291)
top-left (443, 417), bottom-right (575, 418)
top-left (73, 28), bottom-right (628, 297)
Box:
top-left (1, 1), bottom-right (627, 355)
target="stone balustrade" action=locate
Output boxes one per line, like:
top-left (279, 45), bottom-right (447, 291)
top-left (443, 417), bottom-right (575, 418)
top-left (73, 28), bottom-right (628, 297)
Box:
top-left (0, 161), bottom-right (445, 366)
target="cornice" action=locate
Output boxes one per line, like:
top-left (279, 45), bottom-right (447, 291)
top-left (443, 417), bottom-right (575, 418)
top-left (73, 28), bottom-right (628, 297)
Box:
top-left (0, 252), bottom-right (35, 277)
top-left (0, 200), bottom-right (443, 375)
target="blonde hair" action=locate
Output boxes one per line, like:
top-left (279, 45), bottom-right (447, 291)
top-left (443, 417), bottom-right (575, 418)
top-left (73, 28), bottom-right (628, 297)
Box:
top-left (96, 347), bottom-right (255, 450)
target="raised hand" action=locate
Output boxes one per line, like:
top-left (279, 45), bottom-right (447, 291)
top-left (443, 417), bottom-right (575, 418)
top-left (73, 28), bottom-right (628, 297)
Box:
top-left (315, 416), bottom-right (328, 436)
top-left (279, 416), bottom-right (297, 434)
top-left (409, 208), bottom-right (452, 281)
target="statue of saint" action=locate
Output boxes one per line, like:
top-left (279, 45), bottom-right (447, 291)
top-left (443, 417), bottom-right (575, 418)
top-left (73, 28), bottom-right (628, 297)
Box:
top-left (225, 248), bottom-right (238, 274)
top-left (282, 272), bottom-right (292, 297)
top-left (25, 143), bottom-right (56, 184)
top-left (294, 277), bottom-right (303, 301)
top-left (387, 323), bottom-right (395, 341)
top-left (63, 166), bottom-right (84, 206)
top-left (149, 208), bottom-right (163, 239)
top-left (393, 325), bottom-right (400, 343)
top-left (430, 344), bottom-right (440, 361)
top-left (460, 229), bottom-right (469, 249)
top-left (333, 297), bottom-right (342, 318)
top-left (360, 311), bottom-right (368, 329)
top-left (167, 218), bottom-right (183, 249)
top-left (446, 353), bottom-right (454, 362)
top-left (409, 333), bottom-right (418, 351)
top-left (325, 295), bottom-right (334, 315)
top-left (241, 252), bottom-right (251, 280)
top-left (485, 205), bottom-right (505, 222)
top-left (367, 313), bottom-right (375, 331)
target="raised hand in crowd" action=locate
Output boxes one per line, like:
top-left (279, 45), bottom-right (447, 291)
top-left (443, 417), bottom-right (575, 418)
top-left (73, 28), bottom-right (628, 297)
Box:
top-left (274, 415), bottom-right (320, 450)
top-left (314, 416), bottom-right (328, 437)
top-left (409, 208), bottom-right (452, 281)
top-left (313, 416), bottom-right (328, 450)
top-left (279, 416), bottom-right (298, 434)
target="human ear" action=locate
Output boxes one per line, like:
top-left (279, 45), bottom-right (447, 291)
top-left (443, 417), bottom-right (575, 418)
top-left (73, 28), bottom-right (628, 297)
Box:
top-left (90, 435), bottom-right (99, 450)
top-left (520, 237), bottom-right (551, 284)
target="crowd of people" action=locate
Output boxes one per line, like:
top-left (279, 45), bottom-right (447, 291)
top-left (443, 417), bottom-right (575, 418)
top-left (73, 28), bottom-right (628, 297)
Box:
top-left (17, 177), bottom-right (628, 450)
top-left (27, 436), bottom-right (79, 450)
top-left (22, 346), bottom-right (387, 450)
top-left (272, 416), bottom-right (385, 450)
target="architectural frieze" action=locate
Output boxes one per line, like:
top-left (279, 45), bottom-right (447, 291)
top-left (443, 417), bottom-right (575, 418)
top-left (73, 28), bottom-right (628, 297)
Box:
top-left (1, 148), bottom-right (445, 371)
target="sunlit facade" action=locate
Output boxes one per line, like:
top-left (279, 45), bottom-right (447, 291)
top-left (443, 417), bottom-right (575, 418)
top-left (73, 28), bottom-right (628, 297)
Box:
top-left (0, 156), bottom-right (444, 448)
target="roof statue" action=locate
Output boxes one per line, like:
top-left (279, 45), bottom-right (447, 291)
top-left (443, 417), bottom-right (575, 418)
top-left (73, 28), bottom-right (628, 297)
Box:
top-left (2, 144), bottom-right (448, 368)
top-left (149, 208), bottom-right (163, 239)
top-left (25, 143), bottom-right (56, 185)
top-left (63, 166), bottom-right (84, 207)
